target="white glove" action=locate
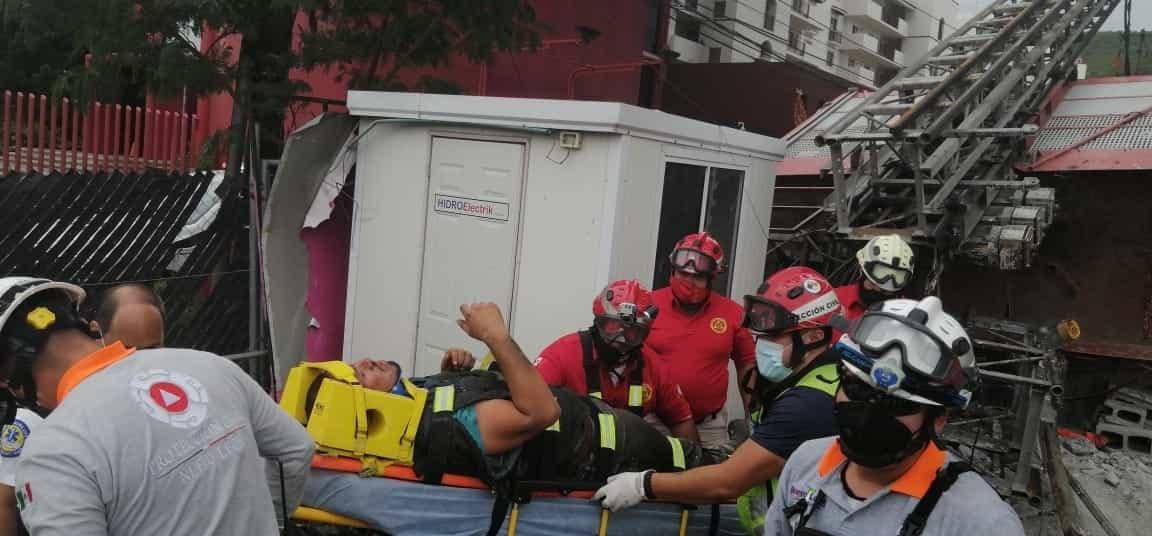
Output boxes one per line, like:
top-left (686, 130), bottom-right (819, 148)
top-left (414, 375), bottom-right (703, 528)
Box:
top-left (593, 470), bottom-right (652, 512)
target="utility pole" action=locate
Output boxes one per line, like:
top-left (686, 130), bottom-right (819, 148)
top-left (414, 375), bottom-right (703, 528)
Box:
top-left (1124, 0), bottom-right (1133, 75)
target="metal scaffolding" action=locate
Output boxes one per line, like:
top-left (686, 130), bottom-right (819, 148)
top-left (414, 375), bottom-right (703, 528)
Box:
top-left (785, 0), bottom-right (1121, 271)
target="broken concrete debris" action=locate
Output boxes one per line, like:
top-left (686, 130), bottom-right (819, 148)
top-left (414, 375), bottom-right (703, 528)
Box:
top-left (1097, 388), bottom-right (1152, 455)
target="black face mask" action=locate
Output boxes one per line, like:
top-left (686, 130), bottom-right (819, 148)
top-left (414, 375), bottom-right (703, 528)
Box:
top-left (834, 400), bottom-right (933, 468)
top-left (857, 280), bottom-right (895, 306)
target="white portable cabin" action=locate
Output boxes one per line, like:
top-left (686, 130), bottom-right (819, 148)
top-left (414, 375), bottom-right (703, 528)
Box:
top-left (342, 91), bottom-right (785, 391)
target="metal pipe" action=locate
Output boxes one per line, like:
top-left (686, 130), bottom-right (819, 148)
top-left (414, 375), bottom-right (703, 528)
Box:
top-left (1011, 387), bottom-right (1044, 495)
top-left (912, 146), bottom-right (926, 232)
top-left (222, 350), bottom-right (268, 362)
top-left (829, 144), bottom-right (848, 233)
top-left (944, 413), bottom-right (1015, 428)
top-left (977, 356), bottom-right (1048, 367)
top-left (979, 369), bottom-right (1053, 387)
top-left (973, 339), bottom-right (1047, 355)
top-left (939, 125), bottom-right (1040, 138)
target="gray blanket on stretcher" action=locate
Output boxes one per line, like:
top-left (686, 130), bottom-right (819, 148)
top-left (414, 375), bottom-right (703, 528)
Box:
top-left (302, 469), bottom-right (745, 535)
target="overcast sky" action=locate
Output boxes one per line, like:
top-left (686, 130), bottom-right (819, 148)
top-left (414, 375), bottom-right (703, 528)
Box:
top-left (956, 1), bottom-right (1150, 31)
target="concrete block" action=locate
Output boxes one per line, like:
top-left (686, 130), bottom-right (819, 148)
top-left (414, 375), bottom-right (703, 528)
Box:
top-left (1114, 388), bottom-right (1152, 408)
top-left (1097, 423), bottom-right (1152, 455)
top-left (1102, 398), bottom-right (1152, 428)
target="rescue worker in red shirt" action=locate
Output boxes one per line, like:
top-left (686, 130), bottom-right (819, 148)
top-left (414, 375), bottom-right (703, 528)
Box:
top-left (594, 267), bottom-right (845, 527)
top-left (645, 232), bottom-right (755, 449)
top-left (534, 280), bottom-right (699, 442)
top-left (835, 234), bottom-right (916, 322)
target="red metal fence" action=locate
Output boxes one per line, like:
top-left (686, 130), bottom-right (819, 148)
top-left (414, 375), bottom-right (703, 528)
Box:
top-left (1, 91), bottom-right (200, 175)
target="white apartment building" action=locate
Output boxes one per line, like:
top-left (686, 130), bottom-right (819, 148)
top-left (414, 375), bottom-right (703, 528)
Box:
top-left (667, 0), bottom-right (961, 88)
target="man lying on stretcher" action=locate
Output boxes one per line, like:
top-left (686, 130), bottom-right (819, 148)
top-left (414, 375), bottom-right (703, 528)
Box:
top-left (281, 302), bottom-right (718, 490)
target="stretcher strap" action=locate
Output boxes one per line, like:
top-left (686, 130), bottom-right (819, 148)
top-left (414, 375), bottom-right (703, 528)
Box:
top-left (421, 385), bottom-right (458, 484)
top-left (351, 385), bottom-right (368, 456)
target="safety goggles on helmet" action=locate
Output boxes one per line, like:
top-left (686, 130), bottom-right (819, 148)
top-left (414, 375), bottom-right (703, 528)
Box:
top-left (861, 261), bottom-right (911, 293)
top-left (742, 296), bottom-right (798, 334)
top-left (669, 248), bottom-right (719, 275)
top-left (834, 341), bottom-right (971, 409)
top-left (837, 364), bottom-right (925, 416)
top-left (594, 316), bottom-right (650, 348)
top-left (850, 313), bottom-right (965, 384)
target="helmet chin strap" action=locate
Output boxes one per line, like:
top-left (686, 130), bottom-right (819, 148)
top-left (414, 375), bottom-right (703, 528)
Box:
top-left (787, 327), bottom-right (831, 368)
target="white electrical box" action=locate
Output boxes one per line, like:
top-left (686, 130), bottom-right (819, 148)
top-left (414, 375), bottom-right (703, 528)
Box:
top-left (558, 131), bottom-right (583, 149)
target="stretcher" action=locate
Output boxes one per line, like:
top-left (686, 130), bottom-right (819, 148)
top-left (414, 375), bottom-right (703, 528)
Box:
top-left (293, 455), bottom-right (745, 536)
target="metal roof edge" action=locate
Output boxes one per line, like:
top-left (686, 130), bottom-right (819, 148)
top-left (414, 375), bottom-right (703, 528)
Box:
top-left (346, 91), bottom-right (786, 160)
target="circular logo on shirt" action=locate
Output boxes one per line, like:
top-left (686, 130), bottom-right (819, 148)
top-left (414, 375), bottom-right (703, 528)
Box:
top-left (642, 383), bottom-right (654, 403)
top-left (0, 419), bottom-right (30, 458)
top-left (803, 278), bottom-right (822, 294)
top-left (710, 317), bottom-right (728, 334)
top-left (130, 369), bottom-right (209, 429)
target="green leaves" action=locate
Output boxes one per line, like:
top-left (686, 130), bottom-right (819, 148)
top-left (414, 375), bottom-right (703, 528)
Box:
top-left (5, 0), bottom-right (539, 99)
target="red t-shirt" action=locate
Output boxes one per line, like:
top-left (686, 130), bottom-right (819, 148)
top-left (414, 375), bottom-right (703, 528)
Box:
top-left (645, 288), bottom-right (756, 419)
top-left (834, 284), bottom-right (867, 323)
top-left (535, 332), bottom-right (694, 426)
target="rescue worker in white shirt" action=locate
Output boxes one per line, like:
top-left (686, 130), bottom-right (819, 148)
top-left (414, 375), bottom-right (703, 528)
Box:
top-left (0, 277), bottom-right (315, 536)
top-left (764, 296), bottom-right (1025, 536)
top-left (0, 282), bottom-right (168, 536)
top-left (594, 267), bottom-right (843, 530)
top-left (834, 235), bottom-right (916, 323)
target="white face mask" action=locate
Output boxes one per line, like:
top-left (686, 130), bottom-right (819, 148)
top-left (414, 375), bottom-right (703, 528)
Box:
top-left (755, 338), bottom-right (792, 383)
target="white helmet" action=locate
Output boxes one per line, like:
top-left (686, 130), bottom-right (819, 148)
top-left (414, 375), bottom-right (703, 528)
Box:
top-left (0, 277), bottom-right (86, 333)
top-left (837, 296), bottom-right (976, 408)
top-left (855, 235), bottom-right (915, 292)
top-left (0, 277), bottom-right (87, 418)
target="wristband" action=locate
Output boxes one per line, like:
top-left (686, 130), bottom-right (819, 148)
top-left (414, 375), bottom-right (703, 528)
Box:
top-left (642, 470), bottom-right (655, 500)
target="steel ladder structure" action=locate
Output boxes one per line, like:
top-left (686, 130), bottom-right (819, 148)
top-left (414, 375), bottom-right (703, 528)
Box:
top-left (782, 0), bottom-right (1121, 274)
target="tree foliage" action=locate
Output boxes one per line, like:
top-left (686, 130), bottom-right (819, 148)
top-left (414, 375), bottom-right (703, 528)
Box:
top-left (3, 0), bottom-right (539, 163)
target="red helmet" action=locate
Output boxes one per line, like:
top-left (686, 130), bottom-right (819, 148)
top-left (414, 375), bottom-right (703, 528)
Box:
top-left (592, 279), bottom-right (658, 349)
top-left (743, 267), bottom-right (841, 334)
top-left (669, 232), bottom-right (724, 275)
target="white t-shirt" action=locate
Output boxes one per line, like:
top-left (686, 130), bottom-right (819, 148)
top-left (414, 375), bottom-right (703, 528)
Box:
top-left (0, 408), bottom-right (46, 487)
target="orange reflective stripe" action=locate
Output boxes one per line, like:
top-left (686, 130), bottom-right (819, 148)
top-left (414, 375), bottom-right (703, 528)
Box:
top-left (815, 439), bottom-right (948, 500)
top-left (56, 342), bottom-right (135, 403)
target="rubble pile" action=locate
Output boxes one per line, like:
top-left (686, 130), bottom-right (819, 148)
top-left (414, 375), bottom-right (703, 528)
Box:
top-left (1061, 444), bottom-right (1152, 535)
